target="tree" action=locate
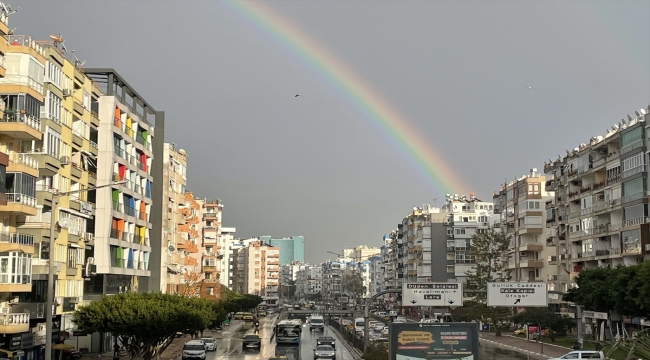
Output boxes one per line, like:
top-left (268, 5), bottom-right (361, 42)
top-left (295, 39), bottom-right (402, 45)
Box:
top-left (179, 268), bottom-right (204, 297)
top-left (512, 308), bottom-right (575, 341)
top-left (73, 293), bottom-right (213, 360)
top-left (464, 226), bottom-right (512, 336)
top-left (343, 270), bottom-right (366, 302)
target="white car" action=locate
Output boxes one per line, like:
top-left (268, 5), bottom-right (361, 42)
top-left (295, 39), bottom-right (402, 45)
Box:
top-left (182, 341), bottom-right (207, 360)
top-left (200, 338), bottom-right (215, 351)
top-left (549, 351), bottom-right (605, 359)
top-left (373, 323), bottom-right (385, 331)
top-left (395, 316), bottom-right (406, 323)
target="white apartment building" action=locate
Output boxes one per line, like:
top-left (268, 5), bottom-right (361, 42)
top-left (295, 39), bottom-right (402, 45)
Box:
top-left (230, 240), bottom-right (280, 296)
top-left (216, 227), bottom-right (236, 288)
top-left (369, 255), bottom-right (383, 296)
top-left (493, 169), bottom-right (556, 292)
top-left (295, 265), bottom-right (322, 300)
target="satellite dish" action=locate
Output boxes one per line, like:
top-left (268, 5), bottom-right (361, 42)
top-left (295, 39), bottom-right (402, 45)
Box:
top-left (58, 218), bottom-right (69, 229)
top-left (49, 34), bottom-right (63, 43)
top-left (168, 246), bottom-right (175, 251)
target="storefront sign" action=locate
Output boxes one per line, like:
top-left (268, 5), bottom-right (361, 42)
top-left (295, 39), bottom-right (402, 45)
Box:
top-left (35, 331), bottom-right (46, 346)
top-left (80, 201), bottom-right (93, 215)
top-left (8, 335), bottom-right (21, 350)
top-left (20, 333), bottom-right (34, 349)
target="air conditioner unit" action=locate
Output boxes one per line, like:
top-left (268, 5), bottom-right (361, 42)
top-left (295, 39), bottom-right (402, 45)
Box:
top-left (520, 251), bottom-right (527, 256)
top-left (0, 307), bottom-right (9, 314)
top-left (645, 244), bottom-right (650, 251)
top-left (60, 156), bottom-right (70, 165)
top-left (70, 297), bottom-right (79, 304)
top-left (446, 247), bottom-right (454, 252)
top-left (87, 257), bottom-right (95, 264)
top-left (84, 233), bottom-right (94, 242)
top-left (55, 297), bottom-right (63, 305)
top-left (63, 89), bottom-right (72, 97)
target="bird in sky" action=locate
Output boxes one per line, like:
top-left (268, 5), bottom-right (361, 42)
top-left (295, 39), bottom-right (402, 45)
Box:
top-left (527, 86), bottom-right (536, 89)
top-left (295, 94), bottom-right (300, 97)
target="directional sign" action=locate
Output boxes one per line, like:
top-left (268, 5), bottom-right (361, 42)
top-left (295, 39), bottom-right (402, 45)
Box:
top-left (487, 282), bottom-right (548, 307)
top-left (402, 282), bottom-right (464, 307)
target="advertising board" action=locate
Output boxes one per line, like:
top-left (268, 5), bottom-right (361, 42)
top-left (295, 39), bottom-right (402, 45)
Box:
top-left (389, 322), bottom-right (479, 360)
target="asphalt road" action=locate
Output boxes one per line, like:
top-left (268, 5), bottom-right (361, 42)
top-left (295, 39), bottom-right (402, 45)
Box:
top-left (209, 315), bottom-right (354, 360)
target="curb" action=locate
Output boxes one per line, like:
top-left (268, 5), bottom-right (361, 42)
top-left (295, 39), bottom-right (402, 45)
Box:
top-left (479, 338), bottom-right (552, 359)
top-left (327, 325), bottom-right (363, 360)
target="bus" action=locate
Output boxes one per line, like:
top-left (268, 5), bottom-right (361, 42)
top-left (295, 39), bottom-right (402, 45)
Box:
top-left (275, 320), bottom-right (302, 345)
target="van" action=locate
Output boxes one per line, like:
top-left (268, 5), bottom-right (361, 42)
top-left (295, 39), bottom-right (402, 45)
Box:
top-left (354, 318), bottom-right (365, 332)
top-left (310, 315), bottom-right (325, 331)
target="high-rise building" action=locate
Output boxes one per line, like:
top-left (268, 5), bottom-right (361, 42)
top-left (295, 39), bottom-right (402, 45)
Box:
top-left (262, 236), bottom-right (304, 265)
top-left (159, 143), bottom-right (187, 293)
top-left (197, 198), bottom-right (221, 300)
top-left (230, 240), bottom-right (279, 296)
top-left (492, 168), bottom-right (556, 287)
top-left (84, 68), bottom-right (164, 296)
top-left (217, 227), bottom-right (236, 288)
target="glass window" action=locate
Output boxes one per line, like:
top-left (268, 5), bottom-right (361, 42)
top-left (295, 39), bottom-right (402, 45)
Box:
top-left (0, 251), bottom-right (32, 284)
top-left (623, 177), bottom-right (646, 195)
top-left (624, 204), bottom-right (647, 220)
top-left (621, 127), bottom-right (643, 147)
top-left (5, 172), bottom-right (36, 198)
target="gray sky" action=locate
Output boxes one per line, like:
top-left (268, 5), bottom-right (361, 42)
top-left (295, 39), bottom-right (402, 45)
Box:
top-left (16, 1), bottom-right (649, 263)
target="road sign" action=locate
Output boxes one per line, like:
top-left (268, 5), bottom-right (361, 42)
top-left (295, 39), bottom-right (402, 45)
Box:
top-left (487, 282), bottom-right (548, 307)
top-left (402, 282), bottom-right (464, 307)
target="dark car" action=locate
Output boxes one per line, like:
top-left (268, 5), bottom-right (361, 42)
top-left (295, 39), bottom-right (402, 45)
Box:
top-left (242, 334), bottom-right (261, 349)
top-left (317, 336), bottom-right (336, 349)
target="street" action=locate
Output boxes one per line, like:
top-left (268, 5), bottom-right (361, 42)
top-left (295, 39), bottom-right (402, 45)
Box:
top-left (209, 315), bottom-right (355, 360)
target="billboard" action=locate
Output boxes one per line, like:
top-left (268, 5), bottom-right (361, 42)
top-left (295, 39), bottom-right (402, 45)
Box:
top-left (389, 322), bottom-right (479, 360)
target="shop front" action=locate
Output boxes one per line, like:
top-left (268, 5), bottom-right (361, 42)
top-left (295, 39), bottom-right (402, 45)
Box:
top-left (0, 332), bottom-right (37, 360)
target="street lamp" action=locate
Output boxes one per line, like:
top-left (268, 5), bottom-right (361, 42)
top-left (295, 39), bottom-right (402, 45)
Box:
top-left (44, 180), bottom-right (128, 360)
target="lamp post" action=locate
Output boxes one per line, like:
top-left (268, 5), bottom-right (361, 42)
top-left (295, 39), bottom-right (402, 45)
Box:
top-left (44, 180), bottom-right (127, 360)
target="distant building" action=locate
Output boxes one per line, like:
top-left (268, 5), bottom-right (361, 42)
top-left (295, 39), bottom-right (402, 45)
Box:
top-left (261, 236), bottom-right (304, 265)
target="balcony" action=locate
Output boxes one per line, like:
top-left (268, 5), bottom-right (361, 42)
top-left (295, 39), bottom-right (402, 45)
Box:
top-left (8, 152), bottom-right (39, 178)
top-left (0, 74), bottom-right (44, 102)
top-left (71, 130), bottom-right (83, 147)
top-left (31, 151), bottom-right (61, 177)
top-left (0, 112), bottom-right (42, 140)
top-left (70, 162), bottom-right (82, 179)
top-left (137, 160), bottom-right (148, 173)
top-left (622, 165), bottom-right (646, 179)
top-left (623, 217), bottom-right (649, 228)
top-left (177, 240), bottom-right (198, 253)
top-left (0, 193), bottom-right (37, 216)
top-left (621, 139), bottom-right (644, 155)
top-left (0, 313), bottom-right (30, 334)
top-left (203, 212), bottom-right (219, 221)
top-left (73, 98), bottom-right (84, 115)
top-left (0, 232), bottom-right (34, 254)
top-left (519, 244), bottom-right (543, 252)
top-left (621, 191), bottom-right (650, 204)
top-left (90, 111), bottom-right (100, 127)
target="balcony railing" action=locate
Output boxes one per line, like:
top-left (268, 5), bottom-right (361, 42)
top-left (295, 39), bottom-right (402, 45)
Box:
top-left (1, 111), bottom-right (41, 131)
top-left (0, 313), bottom-right (29, 326)
top-left (621, 139), bottom-right (644, 154)
top-left (621, 191), bottom-right (650, 204)
top-left (90, 140), bottom-right (98, 149)
top-left (124, 205), bottom-right (135, 217)
top-left (111, 258), bottom-right (148, 270)
top-left (110, 229), bottom-right (121, 239)
top-left (9, 152), bottom-right (39, 170)
top-left (112, 201), bottom-right (123, 212)
top-left (622, 165), bottom-right (646, 179)
top-left (137, 161), bottom-right (148, 172)
top-left (6, 193), bottom-right (36, 207)
top-left (623, 217), bottom-right (649, 228)
top-left (0, 232), bottom-right (34, 246)
top-left (114, 146), bottom-right (125, 158)
top-left (0, 75), bottom-right (44, 95)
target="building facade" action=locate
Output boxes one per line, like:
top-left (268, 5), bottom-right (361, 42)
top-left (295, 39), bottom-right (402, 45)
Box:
top-left (230, 240), bottom-right (280, 296)
top-left (262, 236), bottom-right (304, 265)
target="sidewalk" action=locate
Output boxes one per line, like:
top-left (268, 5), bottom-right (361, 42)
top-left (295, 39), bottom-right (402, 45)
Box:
top-left (480, 332), bottom-right (573, 360)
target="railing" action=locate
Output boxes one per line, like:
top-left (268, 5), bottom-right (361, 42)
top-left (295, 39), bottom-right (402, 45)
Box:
top-left (114, 146), bottom-right (125, 158)
top-left (623, 217), bottom-right (649, 228)
top-left (110, 229), bottom-right (121, 239)
top-left (138, 210), bottom-right (147, 221)
top-left (621, 139), bottom-right (644, 154)
top-left (621, 191), bottom-right (650, 204)
top-left (6, 193), bottom-right (36, 207)
top-left (137, 161), bottom-right (147, 172)
top-left (36, 184), bottom-right (59, 194)
top-left (89, 140), bottom-right (98, 149)
top-left (112, 201), bottom-right (123, 212)
top-left (1, 111), bottom-right (41, 131)
top-left (114, 117), bottom-right (122, 128)
top-left (91, 111), bottom-right (99, 120)
top-left (9, 152), bottom-right (39, 170)
top-left (0, 232), bottom-right (34, 246)
top-left (0, 74), bottom-right (43, 94)
top-left (622, 165), bottom-right (646, 179)
top-left (580, 207), bottom-right (592, 216)
top-left (125, 126), bottom-right (134, 138)
top-left (124, 204), bottom-right (135, 217)
top-left (136, 134), bottom-right (147, 147)
top-left (0, 313), bottom-right (29, 325)
top-left (608, 174), bottom-right (621, 185)
top-left (111, 258), bottom-right (148, 270)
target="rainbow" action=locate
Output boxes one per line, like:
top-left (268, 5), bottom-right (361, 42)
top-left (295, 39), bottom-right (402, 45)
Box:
top-left (218, 1), bottom-right (470, 195)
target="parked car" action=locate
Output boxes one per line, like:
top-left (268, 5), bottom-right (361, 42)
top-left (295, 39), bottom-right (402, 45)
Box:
top-left (182, 341), bottom-right (206, 360)
top-left (313, 345), bottom-right (336, 359)
top-left (199, 338), bottom-right (216, 351)
top-left (549, 351), bottom-right (604, 359)
top-left (242, 334), bottom-right (262, 349)
top-left (317, 336), bottom-right (336, 349)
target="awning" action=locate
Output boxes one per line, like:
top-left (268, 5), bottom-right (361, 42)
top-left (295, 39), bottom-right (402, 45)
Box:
top-left (167, 265), bottom-right (180, 274)
top-left (0, 349), bottom-right (14, 357)
top-left (69, 244), bottom-right (81, 248)
top-left (59, 207), bottom-right (92, 220)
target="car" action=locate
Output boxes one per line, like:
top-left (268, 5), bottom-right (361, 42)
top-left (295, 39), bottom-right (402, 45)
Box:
top-left (313, 345), bottom-right (336, 359)
top-left (199, 338), bottom-right (215, 351)
top-left (549, 351), bottom-right (604, 359)
top-left (258, 310), bottom-right (268, 317)
top-left (514, 329), bottom-right (526, 335)
top-left (377, 312), bottom-right (387, 317)
top-left (181, 341), bottom-right (206, 360)
top-left (316, 336), bottom-right (336, 350)
top-left (395, 316), bottom-right (406, 322)
top-left (242, 334), bottom-right (261, 349)
top-left (373, 323), bottom-right (385, 331)
top-left (388, 310), bottom-right (398, 317)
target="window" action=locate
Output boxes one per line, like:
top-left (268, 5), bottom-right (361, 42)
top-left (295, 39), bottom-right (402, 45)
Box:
top-left (621, 127), bottom-right (643, 148)
top-left (55, 244), bottom-right (66, 263)
top-left (62, 109), bottom-right (71, 127)
top-left (83, 91), bottom-right (90, 109)
top-left (528, 183), bottom-right (540, 195)
top-left (45, 127), bottom-right (60, 158)
top-left (4, 172), bottom-right (36, 198)
top-left (0, 252), bottom-right (31, 284)
top-left (46, 61), bottom-right (62, 89)
top-left (48, 92), bottom-right (62, 123)
top-left (59, 210), bottom-right (87, 236)
top-left (67, 246), bottom-right (82, 268)
top-left (623, 177), bottom-right (646, 196)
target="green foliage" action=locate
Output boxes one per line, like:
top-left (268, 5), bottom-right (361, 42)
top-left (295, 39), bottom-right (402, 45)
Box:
top-left (512, 308), bottom-right (575, 340)
top-left (563, 262), bottom-right (650, 319)
top-left (343, 271), bottom-right (366, 298)
top-left (464, 226), bottom-right (512, 336)
top-left (73, 293), bottom-right (213, 360)
top-left (363, 342), bottom-right (389, 360)
top-left (606, 328), bottom-right (650, 360)
top-left (218, 285), bottom-right (263, 313)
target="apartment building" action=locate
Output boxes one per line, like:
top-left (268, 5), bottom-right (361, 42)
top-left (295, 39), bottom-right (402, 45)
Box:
top-left (159, 143), bottom-right (187, 293)
top-left (177, 192), bottom-right (201, 284)
top-left (0, 12), bottom-right (46, 357)
top-left (279, 261), bottom-right (308, 285)
top-left (398, 205), bottom-right (447, 283)
top-left (368, 254), bottom-right (383, 296)
top-left (295, 265), bottom-right (322, 300)
top-left (84, 69), bottom-right (164, 298)
top-left (543, 107), bottom-right (650, 311)
top-left (230, 240), bottom-right (280, 296)
top-left (493, 169), bottom-right (556, 288)
top-left (261, 236), bottom-right (304, 265)
top-left (198, 198), bottom-right (221, 300)
top-left (217, 227), bottom-right (236, 288)
top-left (346, 245), bottom-right (380, 261)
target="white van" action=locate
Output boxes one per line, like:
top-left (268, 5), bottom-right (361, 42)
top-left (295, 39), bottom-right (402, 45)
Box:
top-left (310, 315), bottom-right (325, 331)
top-left (354, 317), bottom-right (365, 332)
